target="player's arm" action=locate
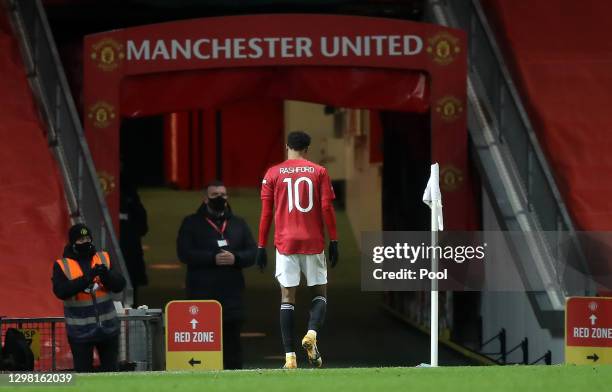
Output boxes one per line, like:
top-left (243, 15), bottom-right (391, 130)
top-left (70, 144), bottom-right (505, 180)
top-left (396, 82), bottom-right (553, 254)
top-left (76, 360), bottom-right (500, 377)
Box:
top-left (258, 197), bottom-right (274, 248)
top-left (322, 198), bottom-right (337, 241)
top-left (321, 169), bottom-right (339, 267)
top-left (256, 173), bottom-right (275, 271)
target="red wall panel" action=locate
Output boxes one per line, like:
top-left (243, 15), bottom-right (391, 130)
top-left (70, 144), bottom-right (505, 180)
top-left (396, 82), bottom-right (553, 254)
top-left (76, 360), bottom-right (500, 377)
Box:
top-left (164, 99), bottom-right (284, 189)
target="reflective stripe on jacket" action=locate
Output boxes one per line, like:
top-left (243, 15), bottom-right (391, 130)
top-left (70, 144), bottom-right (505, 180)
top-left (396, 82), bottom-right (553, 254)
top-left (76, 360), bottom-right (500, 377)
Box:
top-left (55, 252), bottom-right (119, 341)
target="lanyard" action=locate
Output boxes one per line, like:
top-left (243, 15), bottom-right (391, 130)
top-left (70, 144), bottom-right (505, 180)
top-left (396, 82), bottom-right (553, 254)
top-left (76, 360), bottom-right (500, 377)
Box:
top-left (205, 218), bottom-right (228, 238)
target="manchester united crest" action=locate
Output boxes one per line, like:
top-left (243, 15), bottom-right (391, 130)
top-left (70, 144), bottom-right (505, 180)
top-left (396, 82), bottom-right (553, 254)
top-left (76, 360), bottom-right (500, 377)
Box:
top-left (97, 171), bottom-right (116, 196)
top-left (440, 165), bottom-right (464, 192)
top-left (435, 96), bottom-right (464, 122)
top-left (426, 32), bottom-right (461, 66)
top-left (189, 306), bottom-right (199, 315)
top-left (90, 38), bottom-right (124, 72)
top-left (88, 102), bottom-right (116, 129)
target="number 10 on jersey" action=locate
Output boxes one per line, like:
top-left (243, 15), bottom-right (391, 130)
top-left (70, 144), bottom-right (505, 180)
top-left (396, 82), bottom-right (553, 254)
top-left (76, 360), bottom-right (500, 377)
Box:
top-left (283, 177), bottom-right (314, 213)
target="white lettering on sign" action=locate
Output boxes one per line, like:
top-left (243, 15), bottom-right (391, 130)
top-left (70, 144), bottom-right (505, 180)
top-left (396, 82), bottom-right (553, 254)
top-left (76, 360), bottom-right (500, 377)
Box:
top-left (126, 35), bottom-right (424, 62)
top-left (174, 331), bottom-right (216, 343)
top-left (127, 40), bottom-right (150, 60)
top-left (152, 40), bottom-right (170, 60)
top-left (172, 40), bottom-right (191, 59)
top-left (573, 327), bottom-right (589, 338)
top-left (192, 331), bottom-right (215, 342)
top-left (174, 332), bottom-right (191, 342)
top-left (193, 39), bottom-right (209, 59)
top-left (591, 328), bottom-right (612, 339)
top-left (573, 327), bottom-right (612, 339)
top-left (248, 38), bottom-right (263, 58)
top-left (296, 37), bottom-right (313, 58)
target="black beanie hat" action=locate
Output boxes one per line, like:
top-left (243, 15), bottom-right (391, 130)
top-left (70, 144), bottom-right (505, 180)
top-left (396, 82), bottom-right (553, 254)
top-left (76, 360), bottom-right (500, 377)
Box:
top-left (68, 223), bottom-right (92, 244)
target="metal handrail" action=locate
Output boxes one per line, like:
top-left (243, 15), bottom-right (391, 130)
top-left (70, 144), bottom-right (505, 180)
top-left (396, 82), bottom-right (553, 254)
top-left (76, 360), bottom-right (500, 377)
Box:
top-left (530, 350), bottom-right (552, 365)
top-left (5, 0), bottom-right (132, 303)
top-left (480, 328), bottom-right (506, 363)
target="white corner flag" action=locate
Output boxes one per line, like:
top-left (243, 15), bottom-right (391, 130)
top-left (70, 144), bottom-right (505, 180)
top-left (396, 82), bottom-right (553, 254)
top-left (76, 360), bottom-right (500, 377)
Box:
top-left (422, 163), bottom-right (443, 368)
top-left (422, 163), bottom-right (443, 231)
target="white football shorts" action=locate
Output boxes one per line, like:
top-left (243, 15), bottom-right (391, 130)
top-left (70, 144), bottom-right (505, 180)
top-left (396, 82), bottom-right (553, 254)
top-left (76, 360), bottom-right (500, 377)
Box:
top-left (275, 249), bottom-right (328, 287)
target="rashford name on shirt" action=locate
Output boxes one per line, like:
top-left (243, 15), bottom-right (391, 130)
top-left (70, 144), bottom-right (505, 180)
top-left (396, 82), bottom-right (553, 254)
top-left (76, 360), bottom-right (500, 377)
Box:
top-left (279, 166), bottom-right (316, 174)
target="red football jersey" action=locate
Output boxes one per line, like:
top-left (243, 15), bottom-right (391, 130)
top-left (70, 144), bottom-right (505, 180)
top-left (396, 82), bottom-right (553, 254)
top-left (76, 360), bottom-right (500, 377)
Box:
top-left (261, 158), bottom-right (335, 254)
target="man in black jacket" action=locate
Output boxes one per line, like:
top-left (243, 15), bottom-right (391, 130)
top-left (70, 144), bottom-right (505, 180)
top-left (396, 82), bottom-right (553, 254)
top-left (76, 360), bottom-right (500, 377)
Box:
top-left (177, 180), bottom-right (256, 369)
top-left (52, 224), bottom-right (126, 372)
top-left (119, 174), bottom-right (149, 307)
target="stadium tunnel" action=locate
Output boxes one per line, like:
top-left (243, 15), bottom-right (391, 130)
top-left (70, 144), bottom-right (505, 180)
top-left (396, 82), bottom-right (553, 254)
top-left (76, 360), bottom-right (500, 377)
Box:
top-left (1, 1), bottom-right (488, 368)
top-left (82, 15), bottom-right (478, 230)
top-left (81, 14), bottom-right (481, 367)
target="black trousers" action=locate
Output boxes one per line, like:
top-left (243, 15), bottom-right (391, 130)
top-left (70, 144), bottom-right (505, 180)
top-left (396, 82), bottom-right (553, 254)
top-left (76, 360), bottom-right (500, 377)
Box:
top-left (68, 334), bottom-right (119, 372)
top-left (223, 320), bottom-right (243, 370)
top-left (131, 286), bottom-right (139, 308)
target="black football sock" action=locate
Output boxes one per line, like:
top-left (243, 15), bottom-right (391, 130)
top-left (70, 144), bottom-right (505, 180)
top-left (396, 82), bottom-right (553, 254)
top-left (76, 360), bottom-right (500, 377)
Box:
top-left (280, 303), bottom-right (295, 354)
top-left (307, 296), bottom-right (327, 333)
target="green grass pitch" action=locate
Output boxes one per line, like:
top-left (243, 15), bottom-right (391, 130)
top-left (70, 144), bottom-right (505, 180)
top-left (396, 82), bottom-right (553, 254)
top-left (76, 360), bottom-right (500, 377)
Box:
top-left (15, 366), bottom-right (612, 392)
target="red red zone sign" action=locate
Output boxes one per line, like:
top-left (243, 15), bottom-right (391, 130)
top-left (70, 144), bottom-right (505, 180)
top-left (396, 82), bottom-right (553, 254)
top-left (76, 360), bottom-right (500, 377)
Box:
top-left (166, 301), bottom-right (222, 352)
top-left (566, 297), bottom-right (612, 347)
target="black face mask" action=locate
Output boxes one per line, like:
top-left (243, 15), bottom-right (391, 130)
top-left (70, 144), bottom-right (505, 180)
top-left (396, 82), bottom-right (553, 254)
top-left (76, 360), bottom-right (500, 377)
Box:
top-left (73, 242), bottom-right (96, 258)
top-left (208, 196), bottom-right (227, 213)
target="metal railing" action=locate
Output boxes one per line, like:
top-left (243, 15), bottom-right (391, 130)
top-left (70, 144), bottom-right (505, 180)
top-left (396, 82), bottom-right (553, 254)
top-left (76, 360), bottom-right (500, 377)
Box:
top-left (480, 329), bottom-right (551, 365)
top-left (0, 314), bottom-right (165, 371)
top-left (4, 0), bottom-right (133, 303)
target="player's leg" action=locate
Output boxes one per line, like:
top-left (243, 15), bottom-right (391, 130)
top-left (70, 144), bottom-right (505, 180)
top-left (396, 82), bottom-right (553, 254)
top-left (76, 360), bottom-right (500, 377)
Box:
top-left (280, 285), bottom-right (297, 368)
top-left (300, 252), bottom-right (328, 367)
top-left (308, 284), bottom-right (327, 334)
top-left (275, 250), bottom-right (301, 368)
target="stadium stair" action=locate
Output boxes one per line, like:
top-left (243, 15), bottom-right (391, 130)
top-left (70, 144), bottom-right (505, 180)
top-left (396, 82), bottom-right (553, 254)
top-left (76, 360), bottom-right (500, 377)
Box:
top-left (1, 0), bottom-right (133, 315)
top-left (0, 5), bottom-right (68, 317)
top-left (425, 0), bottom-right (596, 334)
top-left (480, 0), bottom-right (612, 234)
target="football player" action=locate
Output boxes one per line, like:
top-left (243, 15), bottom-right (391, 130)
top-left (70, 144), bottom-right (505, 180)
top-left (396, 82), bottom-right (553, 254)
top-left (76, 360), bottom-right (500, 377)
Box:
top-left (256, 130), bottom-right (339, 369)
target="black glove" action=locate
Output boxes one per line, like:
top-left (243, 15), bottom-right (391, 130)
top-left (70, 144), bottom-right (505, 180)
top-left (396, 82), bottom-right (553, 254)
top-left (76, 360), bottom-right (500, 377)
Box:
top-left (255, 247), bottom-right (268, 272)
top-left (92, 264), bottom-right (109, 282)
top-left (83, 268), bottom-right (96, 285)
top-left (329, 241), bottom-right (339, 268)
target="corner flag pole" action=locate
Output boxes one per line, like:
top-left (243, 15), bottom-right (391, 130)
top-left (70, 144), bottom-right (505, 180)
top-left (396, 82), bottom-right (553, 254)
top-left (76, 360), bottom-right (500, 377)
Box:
top-left (423, 163), bottom-right (443, 367)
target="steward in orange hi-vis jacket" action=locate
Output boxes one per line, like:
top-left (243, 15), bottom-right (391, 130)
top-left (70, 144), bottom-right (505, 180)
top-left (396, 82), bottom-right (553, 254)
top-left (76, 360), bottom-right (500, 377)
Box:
top-left (52, 224), bottom-right (126, 372)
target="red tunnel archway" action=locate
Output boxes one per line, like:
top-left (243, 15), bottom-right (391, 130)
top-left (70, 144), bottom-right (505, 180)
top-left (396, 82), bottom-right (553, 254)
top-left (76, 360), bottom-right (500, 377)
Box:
top-left (83, 14), bottom-right (476, 229)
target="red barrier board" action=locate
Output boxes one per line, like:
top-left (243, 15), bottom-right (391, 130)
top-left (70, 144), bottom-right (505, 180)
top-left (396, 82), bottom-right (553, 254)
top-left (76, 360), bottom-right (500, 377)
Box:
top-left (566, 297), bottom-right (612, 364)
top-left (165, 300), bottom-right (223, 370)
